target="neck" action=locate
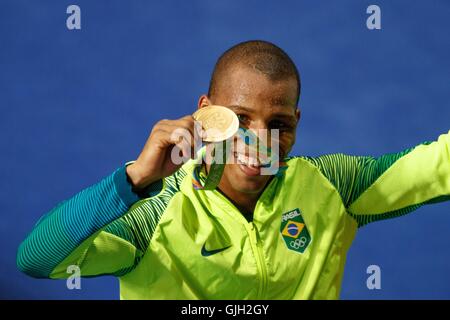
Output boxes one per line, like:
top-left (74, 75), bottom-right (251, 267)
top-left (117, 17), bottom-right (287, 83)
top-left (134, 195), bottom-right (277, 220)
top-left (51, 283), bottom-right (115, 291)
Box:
top-left (204, 163), bottom-right (268, 218)
top-left (217, 185), bottom-right (260, 217)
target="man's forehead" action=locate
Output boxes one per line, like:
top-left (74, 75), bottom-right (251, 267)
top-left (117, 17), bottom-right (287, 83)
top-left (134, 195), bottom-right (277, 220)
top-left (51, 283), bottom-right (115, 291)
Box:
top-left (220, 66), bottom-right (298, 106)
top-left (226, 104), bottom-right (297, 119)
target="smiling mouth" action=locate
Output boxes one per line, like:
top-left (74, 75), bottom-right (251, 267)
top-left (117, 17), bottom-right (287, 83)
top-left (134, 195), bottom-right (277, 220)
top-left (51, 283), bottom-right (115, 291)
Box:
top-left (233, 152), bottom-right (268, 177)
top-left (234, 152), bottom-right (260, 166)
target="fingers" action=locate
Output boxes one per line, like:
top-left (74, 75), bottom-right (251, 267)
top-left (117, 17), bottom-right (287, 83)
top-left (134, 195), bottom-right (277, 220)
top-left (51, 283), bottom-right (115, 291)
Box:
top-left (132, 115), bottom-right (205, 184)
top-left (152, 116), bottom-right (200, 159)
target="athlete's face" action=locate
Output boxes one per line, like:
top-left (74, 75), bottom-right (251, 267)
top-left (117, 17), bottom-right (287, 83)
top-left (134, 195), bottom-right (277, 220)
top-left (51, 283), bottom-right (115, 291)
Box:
top-left (198, 65), bottom-right (300, 196)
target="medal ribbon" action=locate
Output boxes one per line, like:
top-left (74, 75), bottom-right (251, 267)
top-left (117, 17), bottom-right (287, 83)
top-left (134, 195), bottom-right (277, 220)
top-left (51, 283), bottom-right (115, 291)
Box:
top-left (192, 127), bottom-right (288, 190)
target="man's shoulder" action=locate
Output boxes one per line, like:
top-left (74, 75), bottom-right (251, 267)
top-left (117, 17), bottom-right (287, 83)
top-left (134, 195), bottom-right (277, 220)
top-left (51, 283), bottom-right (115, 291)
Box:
top-left (286, 153), bottom-right (361, 172)
top-left (283, 153), bottom-right (362, 187)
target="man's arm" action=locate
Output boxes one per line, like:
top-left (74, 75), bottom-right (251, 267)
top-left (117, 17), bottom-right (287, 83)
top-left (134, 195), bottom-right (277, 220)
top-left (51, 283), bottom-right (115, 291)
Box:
top-left (16, 164), bottom-right (169, 279)
top-left (17, 114), bottom-right (197, 279)
top-left (300, 130), bottom-right (450, 227)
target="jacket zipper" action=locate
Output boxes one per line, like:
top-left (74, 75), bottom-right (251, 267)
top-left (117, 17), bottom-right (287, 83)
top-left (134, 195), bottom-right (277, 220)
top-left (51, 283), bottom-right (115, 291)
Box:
top-left (212, 189), bottom-right (271, 299)
top-left (245, 222), bottom-right (268, 299)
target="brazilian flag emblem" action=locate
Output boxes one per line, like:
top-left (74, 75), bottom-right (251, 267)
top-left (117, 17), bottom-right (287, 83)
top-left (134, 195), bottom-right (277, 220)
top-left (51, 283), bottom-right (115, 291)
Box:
top-left (280, 208), bottom-right (311, 253)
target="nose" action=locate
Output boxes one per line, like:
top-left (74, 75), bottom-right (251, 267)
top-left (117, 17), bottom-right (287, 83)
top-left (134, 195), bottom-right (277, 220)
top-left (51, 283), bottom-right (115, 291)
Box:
top-left (245, 120), bottom-right (275, 146)
top-left (236, 121), bottom-right (275, 161)
top-left (247, 119), bottom-right (268, 131)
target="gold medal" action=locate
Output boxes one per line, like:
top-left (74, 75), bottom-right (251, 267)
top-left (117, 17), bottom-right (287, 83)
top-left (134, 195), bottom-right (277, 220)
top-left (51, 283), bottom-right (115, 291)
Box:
top-left (192, 105), bottom-right (239, 190)
top-left (193, 105), bottom-right (239, 142)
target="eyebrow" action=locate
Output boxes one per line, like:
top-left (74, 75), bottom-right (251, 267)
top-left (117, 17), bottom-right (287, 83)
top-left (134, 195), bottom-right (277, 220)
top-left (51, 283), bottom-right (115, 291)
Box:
top-left (227, 105), bottom-right (252, 113)
top-left (227, 105), bottom-right (297, 121)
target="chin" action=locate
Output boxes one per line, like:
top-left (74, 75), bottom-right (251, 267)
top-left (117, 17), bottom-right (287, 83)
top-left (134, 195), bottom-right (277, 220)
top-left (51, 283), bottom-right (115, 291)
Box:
top-left (232, 181), bottom-right (265, 194)
top-left (226, 165), bottom-right (271, 194)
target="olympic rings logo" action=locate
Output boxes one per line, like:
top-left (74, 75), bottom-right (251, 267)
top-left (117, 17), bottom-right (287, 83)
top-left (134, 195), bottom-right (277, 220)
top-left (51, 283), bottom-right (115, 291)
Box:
top-left (290, 237), bottom-right (307, 249)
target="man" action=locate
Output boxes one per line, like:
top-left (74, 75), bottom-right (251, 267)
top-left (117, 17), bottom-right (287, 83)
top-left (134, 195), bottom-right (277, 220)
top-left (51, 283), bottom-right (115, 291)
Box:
top-left (17, 40), bottom-right (450, 299)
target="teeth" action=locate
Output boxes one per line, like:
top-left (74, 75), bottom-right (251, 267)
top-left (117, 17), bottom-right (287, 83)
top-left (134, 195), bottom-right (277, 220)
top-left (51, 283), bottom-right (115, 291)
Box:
top-left (234, 152), bottom-right (273, 167)
top-left (236, 153), bottom-right (259, 167)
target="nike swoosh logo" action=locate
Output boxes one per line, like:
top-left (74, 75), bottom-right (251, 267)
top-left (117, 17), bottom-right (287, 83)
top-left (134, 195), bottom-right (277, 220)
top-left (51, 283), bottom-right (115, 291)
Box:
top-left (201, 243), bottom-right (231, 257)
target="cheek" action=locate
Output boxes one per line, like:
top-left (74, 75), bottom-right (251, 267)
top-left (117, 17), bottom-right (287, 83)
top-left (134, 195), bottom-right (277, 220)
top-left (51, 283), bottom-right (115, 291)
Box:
top-left (224, 164), bottom-right (238, 174)
top-left (273, 133), bottom-right (295, 156)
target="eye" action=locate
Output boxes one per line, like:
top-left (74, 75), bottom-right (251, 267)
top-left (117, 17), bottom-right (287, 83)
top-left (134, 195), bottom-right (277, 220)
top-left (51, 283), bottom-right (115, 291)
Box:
top-left (269, 120), bottom-right (290, 130)
top-left (236, 114), bottom-right (249, 124)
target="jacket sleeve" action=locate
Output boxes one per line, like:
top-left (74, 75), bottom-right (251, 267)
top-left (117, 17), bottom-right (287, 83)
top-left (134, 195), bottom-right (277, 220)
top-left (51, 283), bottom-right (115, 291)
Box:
top-left (16, 163), bottom-right (168, 279)
top-left (301, 130), bottom-right (450, 227)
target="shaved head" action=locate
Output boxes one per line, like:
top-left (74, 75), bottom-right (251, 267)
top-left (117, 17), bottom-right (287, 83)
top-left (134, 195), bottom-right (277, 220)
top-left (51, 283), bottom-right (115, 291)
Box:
top-left (208, 40), bottom-right (301, 105)
top-left (198, 40), bottom-right (301, 209)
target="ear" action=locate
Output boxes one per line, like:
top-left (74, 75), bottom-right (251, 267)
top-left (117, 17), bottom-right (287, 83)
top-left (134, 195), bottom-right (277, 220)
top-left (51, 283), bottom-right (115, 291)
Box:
top-left (197, 95), bottom-right (212, 110)
top-left (295, 107), bottom-right (301, 123)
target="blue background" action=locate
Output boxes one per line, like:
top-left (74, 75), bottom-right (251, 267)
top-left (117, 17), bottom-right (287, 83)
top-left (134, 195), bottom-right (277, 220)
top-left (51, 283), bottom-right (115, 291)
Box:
top-left (1, 0), bottom-right (449, 299)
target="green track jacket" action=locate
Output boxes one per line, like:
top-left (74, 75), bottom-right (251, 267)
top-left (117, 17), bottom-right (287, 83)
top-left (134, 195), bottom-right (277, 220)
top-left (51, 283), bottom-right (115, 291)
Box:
top-left (17, 130), bottom-right (450, 299)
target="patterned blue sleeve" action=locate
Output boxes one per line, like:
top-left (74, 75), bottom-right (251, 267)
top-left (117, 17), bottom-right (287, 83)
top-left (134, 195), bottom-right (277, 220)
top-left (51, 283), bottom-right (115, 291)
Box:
top-left (16, 165), bottom-right (163, 278)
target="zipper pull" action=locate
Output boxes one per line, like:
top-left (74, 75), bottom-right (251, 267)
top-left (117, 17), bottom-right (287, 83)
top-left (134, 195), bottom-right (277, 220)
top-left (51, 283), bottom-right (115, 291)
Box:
top-left (249, 222), bottom-right (259, 244)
